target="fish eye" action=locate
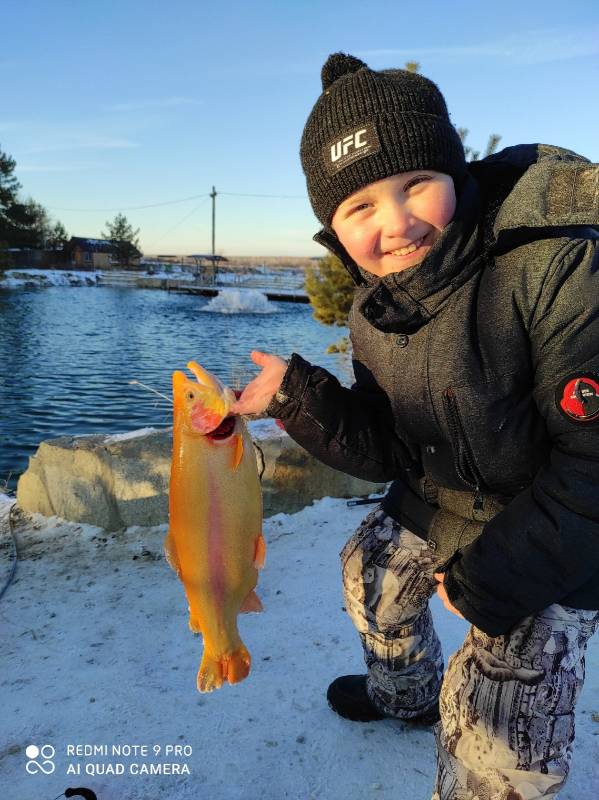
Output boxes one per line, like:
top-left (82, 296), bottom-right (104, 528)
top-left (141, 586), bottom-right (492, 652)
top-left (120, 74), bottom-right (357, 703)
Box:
top-left (186, 391), bottom-right (194, 401)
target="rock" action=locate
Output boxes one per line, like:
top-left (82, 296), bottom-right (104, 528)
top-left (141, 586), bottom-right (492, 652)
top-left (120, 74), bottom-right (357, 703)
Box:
top-left (17, 421), bottom-right (386, 530)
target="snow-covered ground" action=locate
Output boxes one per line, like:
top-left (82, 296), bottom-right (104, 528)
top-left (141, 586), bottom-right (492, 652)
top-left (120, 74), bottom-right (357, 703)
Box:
top-left (0, 268), bottom-right (101, 289)
top-left (0, 266), bottom-right (304, 288)
top-left (1, 493), bottom-right (598, 800)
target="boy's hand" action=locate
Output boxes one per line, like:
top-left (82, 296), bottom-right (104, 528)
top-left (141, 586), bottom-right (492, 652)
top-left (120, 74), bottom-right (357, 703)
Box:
top-left (433, 573), bottom-right (465, 620)
top-left (231, 351), bottom-right (288, 416)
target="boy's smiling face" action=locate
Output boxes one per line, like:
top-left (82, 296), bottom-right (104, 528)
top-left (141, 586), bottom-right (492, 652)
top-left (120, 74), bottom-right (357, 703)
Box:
top-left (330, 170), bottom-right (456, 277)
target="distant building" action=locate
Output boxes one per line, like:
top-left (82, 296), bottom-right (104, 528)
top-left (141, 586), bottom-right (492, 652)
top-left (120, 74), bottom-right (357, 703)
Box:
top-left (65, 237), bottom-right (142, 270)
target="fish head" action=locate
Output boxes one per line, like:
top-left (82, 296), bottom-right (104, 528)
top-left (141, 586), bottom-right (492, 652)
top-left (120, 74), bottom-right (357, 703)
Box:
top-left (172, 361), bottom-right (237, 437)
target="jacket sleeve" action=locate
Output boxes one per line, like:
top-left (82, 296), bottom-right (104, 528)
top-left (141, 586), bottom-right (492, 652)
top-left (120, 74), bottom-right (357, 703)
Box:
top-left (444, 237), bottom-right (599, 635)
top-left (264, 351), bottom-right (414, 483)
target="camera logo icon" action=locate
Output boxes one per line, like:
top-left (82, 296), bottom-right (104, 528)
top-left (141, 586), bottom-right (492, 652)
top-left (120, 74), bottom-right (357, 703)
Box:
top-left (25, 744), bottom-right (56, 774)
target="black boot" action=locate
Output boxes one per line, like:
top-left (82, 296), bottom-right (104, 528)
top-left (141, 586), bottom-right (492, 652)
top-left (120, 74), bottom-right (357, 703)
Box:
top-left (326, 675), bottom-right (440, 725)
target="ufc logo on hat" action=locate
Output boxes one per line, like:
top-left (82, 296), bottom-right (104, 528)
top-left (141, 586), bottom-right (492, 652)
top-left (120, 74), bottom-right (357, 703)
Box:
top-left (324, 122), bottom-right (381, 176)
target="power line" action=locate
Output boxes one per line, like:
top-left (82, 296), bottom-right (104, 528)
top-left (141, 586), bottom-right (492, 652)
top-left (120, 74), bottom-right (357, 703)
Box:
top-left (144, 196), bottom-right (211, 252)
top-left (48, 189), bottom-right (309, 213)
top-left (219, 191), bottom-right (307, 199)
top-left (48, 193), bottom-right (210, 213)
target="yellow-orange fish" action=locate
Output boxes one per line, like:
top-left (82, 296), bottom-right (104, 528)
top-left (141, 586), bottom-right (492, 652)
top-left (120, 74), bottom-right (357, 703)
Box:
top-left (165, 361), bottom-right (264, 692)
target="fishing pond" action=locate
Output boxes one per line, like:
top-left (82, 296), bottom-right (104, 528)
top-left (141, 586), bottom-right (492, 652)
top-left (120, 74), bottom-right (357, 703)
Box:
top-left (0, 285), bottom-right (351, 492)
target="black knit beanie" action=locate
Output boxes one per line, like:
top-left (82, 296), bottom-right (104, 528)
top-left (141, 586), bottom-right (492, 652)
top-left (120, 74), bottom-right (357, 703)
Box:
top-left (301, 52), bottom-right (468, 226)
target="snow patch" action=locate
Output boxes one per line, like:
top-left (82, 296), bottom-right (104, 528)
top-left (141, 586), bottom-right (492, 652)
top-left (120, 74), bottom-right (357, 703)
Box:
top-left (103, 427), bottom-right (160, 443)
top-left (0, 268), bottom-right (101, 288)
top-left (1, 496), bottom-right (598, 798)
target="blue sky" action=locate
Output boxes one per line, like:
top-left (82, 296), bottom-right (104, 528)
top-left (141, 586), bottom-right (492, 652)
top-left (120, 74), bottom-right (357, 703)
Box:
top-left (2, 0), bottom-right (598, 256)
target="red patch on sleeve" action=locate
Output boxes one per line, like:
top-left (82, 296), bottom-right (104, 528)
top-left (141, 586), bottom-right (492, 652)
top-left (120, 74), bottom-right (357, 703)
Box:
top-left (557, 373), bottom-right (599, 422)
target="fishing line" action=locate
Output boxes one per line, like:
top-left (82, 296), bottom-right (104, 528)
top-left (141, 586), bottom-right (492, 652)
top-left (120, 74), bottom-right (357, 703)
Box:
top-left (252, 441), bottom-right (266, 481)
top-left (129, 380), bottom-right (172, 404)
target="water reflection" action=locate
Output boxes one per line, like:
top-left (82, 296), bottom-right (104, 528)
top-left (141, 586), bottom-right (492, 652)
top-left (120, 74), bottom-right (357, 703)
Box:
top-left (0, 286), bottom-right (351, 490)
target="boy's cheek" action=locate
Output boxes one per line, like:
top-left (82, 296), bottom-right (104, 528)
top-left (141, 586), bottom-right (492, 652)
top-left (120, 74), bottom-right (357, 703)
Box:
top-left (430, 184), bottom-right (457, 228)
top-left (336, 226), bottom-right (372, 263)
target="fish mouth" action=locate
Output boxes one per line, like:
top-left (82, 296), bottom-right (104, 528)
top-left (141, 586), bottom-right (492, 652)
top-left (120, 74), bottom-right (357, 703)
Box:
top-left (206, 415), bottom-right (236, 440)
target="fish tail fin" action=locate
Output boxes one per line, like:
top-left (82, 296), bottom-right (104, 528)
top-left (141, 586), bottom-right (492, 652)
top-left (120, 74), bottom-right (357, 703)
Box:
top-left (197, 652), bottom-right (224, 693)
top-left (196, 645), bottom-right (251, 692)
top-left (225, 644), bottom-right (251, 685)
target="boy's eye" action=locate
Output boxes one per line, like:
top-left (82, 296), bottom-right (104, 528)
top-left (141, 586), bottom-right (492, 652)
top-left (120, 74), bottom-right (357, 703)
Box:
top-left (404, 175), bottom-right (431, 191)
top-left (349, 202), bottom-right (371, 215)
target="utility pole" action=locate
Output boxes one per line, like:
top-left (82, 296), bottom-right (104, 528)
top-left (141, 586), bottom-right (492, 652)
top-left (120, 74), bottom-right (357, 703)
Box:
top-left (210, 186), bottom-right (217, 258)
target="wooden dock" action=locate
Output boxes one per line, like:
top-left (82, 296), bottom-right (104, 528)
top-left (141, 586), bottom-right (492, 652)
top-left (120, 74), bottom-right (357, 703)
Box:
top-left (97, 270), bottom-right (310, 303)
top-left (170, 285), bottom-right (309, 303)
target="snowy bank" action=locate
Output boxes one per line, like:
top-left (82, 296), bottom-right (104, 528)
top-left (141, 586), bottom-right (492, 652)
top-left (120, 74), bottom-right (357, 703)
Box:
top-left (16, 422), bottom-right (384, 529)
top-left (1, 495), bottom-right (598, 800)
top-left (0, 268), bottom-right (101, 289)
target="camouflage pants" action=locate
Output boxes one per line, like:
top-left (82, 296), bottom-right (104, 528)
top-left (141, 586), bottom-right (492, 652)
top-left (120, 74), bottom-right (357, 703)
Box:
top-left (340, 507), bottom-right (599, 799)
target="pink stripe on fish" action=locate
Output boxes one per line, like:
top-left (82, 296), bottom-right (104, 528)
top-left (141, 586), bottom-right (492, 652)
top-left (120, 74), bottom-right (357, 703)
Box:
top-left (207, 473), bottom-right (226, 608)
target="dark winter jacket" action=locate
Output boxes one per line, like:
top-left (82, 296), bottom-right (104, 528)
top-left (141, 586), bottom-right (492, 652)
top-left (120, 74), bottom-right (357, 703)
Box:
top-left (266, 144), bottom-right (599, 636)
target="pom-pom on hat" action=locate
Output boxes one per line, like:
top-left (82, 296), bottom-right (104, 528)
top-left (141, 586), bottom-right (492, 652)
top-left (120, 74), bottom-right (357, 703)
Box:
top-left (301, 52), bottom-right (467, 226)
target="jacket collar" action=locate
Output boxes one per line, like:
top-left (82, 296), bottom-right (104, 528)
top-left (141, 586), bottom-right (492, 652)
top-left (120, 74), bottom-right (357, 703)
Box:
top-left (314, 173), bottom-right (483, 334)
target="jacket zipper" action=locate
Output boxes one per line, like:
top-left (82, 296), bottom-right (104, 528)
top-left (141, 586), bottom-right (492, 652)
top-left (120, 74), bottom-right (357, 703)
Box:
top-left (442, 387), bottom-right (484, 511)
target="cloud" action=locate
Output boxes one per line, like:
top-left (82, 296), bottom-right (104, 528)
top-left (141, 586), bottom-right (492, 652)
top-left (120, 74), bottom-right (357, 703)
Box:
top-left (17, 162), bottom-right (103, 172)
top-left (359, 27), bottom-right (599, 66)
top-left (108, 96), bottom-right (202, 112)
top-left (20, 136), bottom-right (138, 155)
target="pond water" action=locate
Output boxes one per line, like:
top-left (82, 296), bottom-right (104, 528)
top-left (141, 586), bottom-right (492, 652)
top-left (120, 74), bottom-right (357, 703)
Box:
top-left (0, 286), bottom-right (351, 491)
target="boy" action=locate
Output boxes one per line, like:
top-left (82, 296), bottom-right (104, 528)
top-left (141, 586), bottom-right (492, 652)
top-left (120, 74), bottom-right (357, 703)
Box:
top-left (232, 52), bottom-right (599, 799)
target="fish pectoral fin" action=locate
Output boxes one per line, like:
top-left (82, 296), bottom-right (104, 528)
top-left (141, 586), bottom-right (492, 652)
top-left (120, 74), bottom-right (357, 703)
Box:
top-left (163, 532), bottom-right (182, 577)
top-left (188, 614), bottom-right (203, 635)
top-left (231, 433), bottom-right (244, 470)
top-left (254, 533), bottom-right (266, 569)
top-left (240, 588), bottom-right (264, 613)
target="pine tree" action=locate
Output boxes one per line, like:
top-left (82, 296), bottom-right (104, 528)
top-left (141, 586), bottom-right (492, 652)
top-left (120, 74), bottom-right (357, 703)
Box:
top-left (101, 213), bottom-right (141, 266)
top-left (0, 145), bottom-right (24, 255)
top-left (21, 198), bottom-right (53, 248)
top-left (47, 220), bottom-right (69, 250)
top-left (458, 129), bottom-right (501, 162)
top-left (305, 253), bottom-right (354, 327)
top-left (0, 145), bottom-right (67, 256)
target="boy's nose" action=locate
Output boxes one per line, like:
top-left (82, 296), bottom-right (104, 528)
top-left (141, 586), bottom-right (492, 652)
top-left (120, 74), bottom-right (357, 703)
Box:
top-left (380, 201), bottom-right (413, 239)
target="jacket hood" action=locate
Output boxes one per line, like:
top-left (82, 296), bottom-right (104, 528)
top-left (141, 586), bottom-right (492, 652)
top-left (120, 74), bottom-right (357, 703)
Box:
top-left (469, 143), bottom-right (596, 236)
